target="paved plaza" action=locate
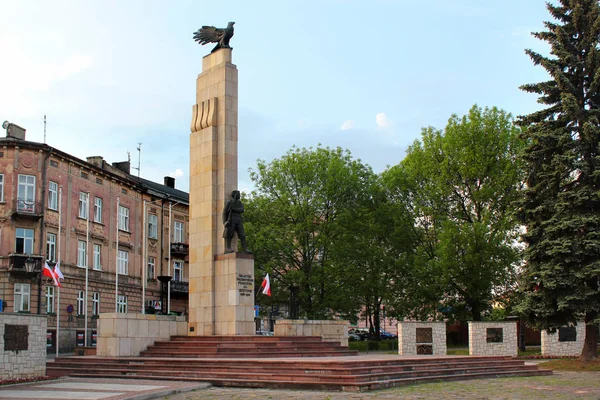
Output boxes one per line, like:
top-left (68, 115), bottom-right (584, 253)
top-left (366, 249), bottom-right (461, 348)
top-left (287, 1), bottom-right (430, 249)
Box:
top-left (1, 371), bottom-right (600, 400)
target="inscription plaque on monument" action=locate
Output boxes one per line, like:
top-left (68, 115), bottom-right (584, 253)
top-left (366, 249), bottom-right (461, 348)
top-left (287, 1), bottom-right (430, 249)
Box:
top-left (486, 328), bottom-right (504, 343)
top-left (558, 326), bottom-right (577, 342)
top-left (417, 344), bottom-right (433, 354)
top-left (416, 327), bottom-right (433, 343)
top-left (4, 324), bottom-right (28, 351)
top-left (237, 273), bottom-right (253, 297)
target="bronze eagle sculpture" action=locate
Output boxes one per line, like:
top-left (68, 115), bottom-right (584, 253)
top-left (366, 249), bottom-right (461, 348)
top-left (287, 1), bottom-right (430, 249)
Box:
top-left (193, 21), bottom-right (235, 53)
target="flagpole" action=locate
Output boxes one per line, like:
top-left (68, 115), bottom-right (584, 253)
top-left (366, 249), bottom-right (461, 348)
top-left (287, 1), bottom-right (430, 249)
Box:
top-left (84, 193), bottom-right (90, 347)
top-left (167, 202), bottom-right (172, 314)
top-left (142, 200), bottom-right (146, 314)
top-left (56, 187), bottom-right (62, 357)
top-left (115, 196), bottom-right (120, 312)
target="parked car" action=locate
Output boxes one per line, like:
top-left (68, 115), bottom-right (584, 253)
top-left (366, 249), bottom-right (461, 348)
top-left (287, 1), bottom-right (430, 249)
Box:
top-left (348, 332), bottom-right (362, 341)
top-left (348, 328), bottom-right (370, 341)
top-left (380, 330), bottom-right (398, 340)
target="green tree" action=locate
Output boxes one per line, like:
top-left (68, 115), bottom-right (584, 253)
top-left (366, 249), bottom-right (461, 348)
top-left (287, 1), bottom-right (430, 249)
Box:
top-left (329, 176), bottom-right (416, 337)
top-left (515, 0), bottom-right (600, 360)
top-left (244, 146), bottom-right (373, 319)
top-left (384, 105), bottom-right (524, 321)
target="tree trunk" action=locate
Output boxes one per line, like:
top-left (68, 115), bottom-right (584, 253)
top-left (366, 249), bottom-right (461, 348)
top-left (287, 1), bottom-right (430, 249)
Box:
top-left (580, 313), bottom-right (598, 361)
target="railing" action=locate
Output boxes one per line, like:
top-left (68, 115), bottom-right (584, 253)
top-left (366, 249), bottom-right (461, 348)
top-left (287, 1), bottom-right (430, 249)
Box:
top-left (8, 254), bottom-right (43, 274)
top-left (170, 280), bottom-right (189, 294)
top-left (13, 198), bottom-right (43, 216)
top-left (170, 242), bottom-right (189, 256)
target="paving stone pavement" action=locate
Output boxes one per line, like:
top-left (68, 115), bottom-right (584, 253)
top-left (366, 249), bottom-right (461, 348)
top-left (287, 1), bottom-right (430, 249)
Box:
top-left (156, 371), bottom-right (600, 400)
top-left (0, 377), bottom-right (209, 400)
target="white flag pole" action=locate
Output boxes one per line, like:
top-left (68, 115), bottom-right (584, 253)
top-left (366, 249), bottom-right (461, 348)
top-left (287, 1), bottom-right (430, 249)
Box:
top-left (84, 193), bottom-right (90, 347)
top-left (56, 187), bottom-right (62, 357)
top-left (142, 200), bottom-right (147, 314)
top-left (167, 202), bottom-right (172, 314)
top-left (115, 196), bottom-right (120, 312)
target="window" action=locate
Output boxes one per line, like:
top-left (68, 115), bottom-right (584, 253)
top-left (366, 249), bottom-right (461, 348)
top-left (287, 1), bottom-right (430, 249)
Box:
top-left (80, 171), bottom-right (88, 179)
top-left (148, 214), bottom-right (158, 239)
top-left (77, 290), bottom-right (85, 315)
top-left (93, 244), bottom-right (101, 270)
top-left (45, 286), bottom-right (55, 314)
top-left (0, 173), bottom-right (4, 202)
top-left (50, 160), bottom-right (58, 168)
top-left (15, 228), bottom-right (34, 254)
top-left (147, 256), bottom-right (155, 280)
top-left (117, 295), bottom-right (127, 313)
top-left (79, 192), bottom-right (89, 219)
top-left (14, 283), bottom-right (31, 312)
top-left (96, 177), bottom-right (103, 185)
top-left (17, 174), bottom-right (36, 211)
top-left (118, 250), bottom-right (128, 275)
top-left (92, 292), bottom-right (100, 315)
top-left (118, 206), bottom-right (129, 231)
top-left (48, 181), bottom-right (58, 210)
top-left (174, 260), bottom-right (183, 281)
top-left (46, 233), bottom-right (56, 262)
top-left (77, 240), bottom-right (87, 268)
top-left (173, 221), bottom-right (184, 243)
top-left (93, 197), bottom-right (103, 223)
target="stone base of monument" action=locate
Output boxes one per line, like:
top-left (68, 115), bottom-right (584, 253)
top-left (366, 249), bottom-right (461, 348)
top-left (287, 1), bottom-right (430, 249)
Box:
top-left (47, 351), bottom-right (551, 391)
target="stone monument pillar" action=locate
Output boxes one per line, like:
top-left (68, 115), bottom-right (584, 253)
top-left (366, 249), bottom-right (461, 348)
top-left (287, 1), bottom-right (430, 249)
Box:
top-left (188, 49), bottom-right (255, 335)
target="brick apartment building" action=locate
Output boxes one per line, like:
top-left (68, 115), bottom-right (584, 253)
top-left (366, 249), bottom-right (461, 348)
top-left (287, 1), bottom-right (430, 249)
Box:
top-left (0, 123), bottom-right (189, 351)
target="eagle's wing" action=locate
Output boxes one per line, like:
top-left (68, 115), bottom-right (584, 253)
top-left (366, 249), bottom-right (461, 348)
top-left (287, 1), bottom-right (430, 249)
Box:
top-left (193, 25), bottom-right (225, 45)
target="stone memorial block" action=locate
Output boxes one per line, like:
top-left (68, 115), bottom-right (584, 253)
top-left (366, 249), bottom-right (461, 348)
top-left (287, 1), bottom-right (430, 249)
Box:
top-left (468, 322), bottom-right (517, 356)
top-left (541, 322), bottom-right (585, 357)
top-left (398, 322), bottom-right (446, 355)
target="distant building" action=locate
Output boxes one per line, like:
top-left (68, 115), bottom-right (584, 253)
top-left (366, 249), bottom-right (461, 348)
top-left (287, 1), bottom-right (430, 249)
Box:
top-left (0, 126), bottom-right (189, 351)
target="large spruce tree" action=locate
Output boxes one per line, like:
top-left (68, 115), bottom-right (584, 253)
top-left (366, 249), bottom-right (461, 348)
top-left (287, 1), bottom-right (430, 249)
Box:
top-left (517, 0), bottom-right (600, 360)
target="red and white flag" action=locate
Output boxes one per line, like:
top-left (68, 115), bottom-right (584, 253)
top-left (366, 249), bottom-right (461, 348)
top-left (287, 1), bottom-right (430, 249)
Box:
top-left (260, 273), bottom-right (271, 296)
top-left (54, 261), bottom-right (65, 281)
top-left (43, 262), bottom-right (61, 287)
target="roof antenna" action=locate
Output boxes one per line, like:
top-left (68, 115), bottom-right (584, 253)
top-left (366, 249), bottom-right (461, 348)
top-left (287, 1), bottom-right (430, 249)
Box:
top-left (132, 142), bottom-right (142, 177)
top-left (44, 115), bottom-right (47, 144)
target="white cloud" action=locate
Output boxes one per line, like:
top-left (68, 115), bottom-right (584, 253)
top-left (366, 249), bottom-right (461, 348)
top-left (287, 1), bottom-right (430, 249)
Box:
top-left (169, 168), bottom-right (184, 178)
top-left (340, 120), bottom-right (355, 131)
top-left (375, 112), bottom-right (392, 129)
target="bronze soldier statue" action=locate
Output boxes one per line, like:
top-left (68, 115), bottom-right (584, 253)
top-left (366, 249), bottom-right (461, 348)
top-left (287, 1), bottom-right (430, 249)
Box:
top-left (222, 190), bottom-right (250, 253)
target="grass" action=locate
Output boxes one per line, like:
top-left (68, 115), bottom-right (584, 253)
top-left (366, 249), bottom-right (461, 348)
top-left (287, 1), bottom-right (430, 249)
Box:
top-left (540, 358), bottom-right (600, 371)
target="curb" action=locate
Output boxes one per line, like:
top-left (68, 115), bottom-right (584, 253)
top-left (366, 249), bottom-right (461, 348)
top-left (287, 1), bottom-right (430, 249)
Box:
top-left (126, 383), bottom-right (211, 400)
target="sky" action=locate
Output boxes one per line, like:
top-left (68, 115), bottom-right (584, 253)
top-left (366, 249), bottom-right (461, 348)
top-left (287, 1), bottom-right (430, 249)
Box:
top-left (0, 0), bottom-right (552, 193)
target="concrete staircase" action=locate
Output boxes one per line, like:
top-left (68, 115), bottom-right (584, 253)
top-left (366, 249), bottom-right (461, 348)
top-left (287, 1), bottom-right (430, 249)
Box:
top-left (138, 335), bottom-right (358, 358)
top-left (46, 336), bottom-right (552, 392)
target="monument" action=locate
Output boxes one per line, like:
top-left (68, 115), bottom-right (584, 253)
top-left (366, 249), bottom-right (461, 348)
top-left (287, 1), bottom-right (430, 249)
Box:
top-left (188, 22), bottom-right (255, 335)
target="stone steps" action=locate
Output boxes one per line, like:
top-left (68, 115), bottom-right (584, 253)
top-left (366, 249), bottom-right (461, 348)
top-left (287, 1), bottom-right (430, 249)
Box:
top-left (47, 343), bottom-right (552, 392)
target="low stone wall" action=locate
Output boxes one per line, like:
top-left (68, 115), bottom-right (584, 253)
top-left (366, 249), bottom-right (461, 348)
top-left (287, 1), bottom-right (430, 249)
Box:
top-left (97, 313), bottom-right (187, 357)
top-left (541, 322), bottom-right (585, 357)
top-left (398, 322), bottom-right (447, 355)
top-left (0, 313), bottom-right (47, 379)
top-left (468, 321), bottom-right (517, 356)
top-left (274, 319), bottom-right (349, 346)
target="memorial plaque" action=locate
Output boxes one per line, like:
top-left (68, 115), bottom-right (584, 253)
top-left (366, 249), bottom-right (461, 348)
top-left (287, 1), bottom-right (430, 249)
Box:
top-left (486, 327), bottom-right (503, 343)
top-left (4, 324), bottom-right (28, 351)
top-left (417, 344), bottom-right (433, 354)
top-left (558, 326), bottom-right (577, 342)
top-left (416, 327), bottom-right (433, 343)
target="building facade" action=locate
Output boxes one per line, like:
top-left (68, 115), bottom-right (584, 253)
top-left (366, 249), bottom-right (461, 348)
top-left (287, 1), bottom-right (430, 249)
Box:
top-left (0, 126), bottom-right (189, 351)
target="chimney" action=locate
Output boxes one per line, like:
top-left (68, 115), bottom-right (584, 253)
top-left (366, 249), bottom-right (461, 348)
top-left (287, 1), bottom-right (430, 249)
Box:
top-left (164, 176), bottom-right (175, 188)
top-left (86, 156), bottom-right (104, 168)
top-left (4, 122), bottom-right (26, 140)
top-left (112, 161), bottom-right (131, 174)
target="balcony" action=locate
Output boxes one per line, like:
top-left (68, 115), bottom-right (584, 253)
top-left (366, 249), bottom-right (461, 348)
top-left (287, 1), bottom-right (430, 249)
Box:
top-left (12, 198), bottom-right (43, 219)
top-left (8, 254), bottom-right (44, 278)
top-left (170, 280), bottom-right (189, 297)
top-left (170, 242), bottom-right (189, 256)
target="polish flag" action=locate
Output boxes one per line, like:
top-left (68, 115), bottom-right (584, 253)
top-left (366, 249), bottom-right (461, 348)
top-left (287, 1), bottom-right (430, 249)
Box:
top-left (260, 273), bottom-right (271, 296)
top-left (43, 262), bottom-right (61, 287)
top-left (54, 261), bottom-right (65, 281)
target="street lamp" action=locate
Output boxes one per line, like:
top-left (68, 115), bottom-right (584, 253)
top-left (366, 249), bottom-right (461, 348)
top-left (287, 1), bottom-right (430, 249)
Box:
top-left (24, 256), bottom-right (36, 273)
